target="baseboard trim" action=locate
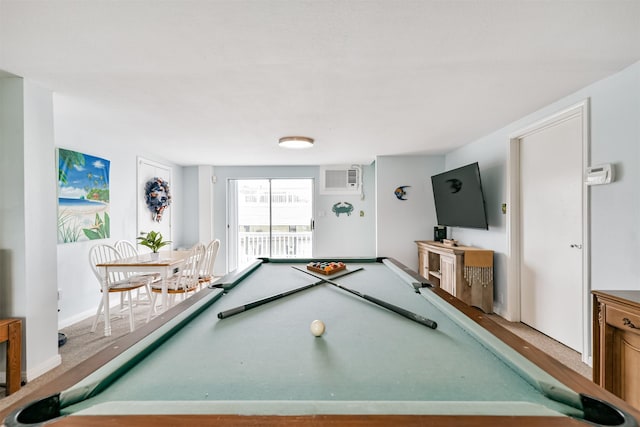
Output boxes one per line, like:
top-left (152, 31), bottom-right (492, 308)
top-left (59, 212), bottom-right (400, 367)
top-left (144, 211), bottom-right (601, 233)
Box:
top-left (0, 354), bottom-right (63, 384)
top-left (27, 354), bottom-right (62, 382)
top-left (58, 307), bottom-right (96, 329)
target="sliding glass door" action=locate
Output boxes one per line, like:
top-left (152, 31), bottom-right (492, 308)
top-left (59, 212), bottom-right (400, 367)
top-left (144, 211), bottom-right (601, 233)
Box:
top-left (228, 178), bottom-right (313, 270)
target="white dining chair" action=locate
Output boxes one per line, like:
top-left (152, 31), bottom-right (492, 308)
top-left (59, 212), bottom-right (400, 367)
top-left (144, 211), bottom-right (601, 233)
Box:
top-left (114, 239), bottom-right (138, 258)
top-left (114, 239), bottom-right (158, 305)
top-left (198, 239), bottom-right (221, 288)
top-left (146, 244), bottom-right (204, 321)
top-left (89, 244), bottom-right (153, 336)
top-left (173, 242), bottom-right (205, 288)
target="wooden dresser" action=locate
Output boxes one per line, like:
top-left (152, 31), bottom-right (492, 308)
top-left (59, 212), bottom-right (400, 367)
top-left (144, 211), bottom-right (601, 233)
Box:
top-left (592, 290), bottom-right (640, 409)
top-left (415, 240), bottom-right (493, 313)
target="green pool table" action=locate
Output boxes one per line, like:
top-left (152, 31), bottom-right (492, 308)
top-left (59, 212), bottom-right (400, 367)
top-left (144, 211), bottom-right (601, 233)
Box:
top-left (4, 258), bottom-right (639, 426)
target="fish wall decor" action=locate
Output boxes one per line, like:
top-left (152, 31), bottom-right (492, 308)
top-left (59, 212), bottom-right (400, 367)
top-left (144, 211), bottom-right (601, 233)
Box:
top-left (394, 186), bottom-right (410, 200)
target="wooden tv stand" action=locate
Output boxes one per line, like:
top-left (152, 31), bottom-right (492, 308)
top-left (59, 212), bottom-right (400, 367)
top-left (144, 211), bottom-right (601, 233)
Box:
top-left (416, 240), bottom-right (493, 313)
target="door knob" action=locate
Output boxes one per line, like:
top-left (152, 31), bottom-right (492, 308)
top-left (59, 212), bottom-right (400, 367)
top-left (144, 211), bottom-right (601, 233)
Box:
top-left (570, 244), bottom-right (582, 249)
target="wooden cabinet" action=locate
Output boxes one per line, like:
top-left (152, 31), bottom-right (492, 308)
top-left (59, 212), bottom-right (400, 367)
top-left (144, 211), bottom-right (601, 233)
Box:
top-left (0, 318), bottom-right (22, 395)
top-left (416, 240), bottom-right (493, 313)
top-left (593, 290), bottom-right (640, 409)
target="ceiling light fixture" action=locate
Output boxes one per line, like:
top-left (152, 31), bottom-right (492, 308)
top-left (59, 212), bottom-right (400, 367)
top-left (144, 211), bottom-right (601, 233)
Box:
top-left (278, 136), bottom-right (314, 149)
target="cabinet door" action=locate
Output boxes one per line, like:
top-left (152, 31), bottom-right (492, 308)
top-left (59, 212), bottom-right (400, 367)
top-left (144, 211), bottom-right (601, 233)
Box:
top-left (440, 256), bottom-right (456, 296)
top-left (613, 328), bottom-right (640, 409)
top-left (418, 251), bottom-right (428, 278)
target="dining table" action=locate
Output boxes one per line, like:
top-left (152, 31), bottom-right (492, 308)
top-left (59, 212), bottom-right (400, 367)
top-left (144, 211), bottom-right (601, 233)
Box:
top-left (94, 250), bottom-right (190, 336)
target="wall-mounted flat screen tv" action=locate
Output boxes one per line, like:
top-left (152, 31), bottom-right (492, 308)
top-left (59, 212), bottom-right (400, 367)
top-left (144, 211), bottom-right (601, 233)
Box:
top-left (431, 162), bottom-right (488, 230)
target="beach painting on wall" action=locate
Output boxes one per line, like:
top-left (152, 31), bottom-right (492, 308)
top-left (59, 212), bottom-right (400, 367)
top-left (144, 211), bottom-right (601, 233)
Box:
top-left (57, 148), bottom-right (110, 243)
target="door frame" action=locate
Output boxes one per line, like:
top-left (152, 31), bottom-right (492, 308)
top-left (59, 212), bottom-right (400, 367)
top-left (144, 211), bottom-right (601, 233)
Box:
top-left (506, 99), bottom-right (591, 363)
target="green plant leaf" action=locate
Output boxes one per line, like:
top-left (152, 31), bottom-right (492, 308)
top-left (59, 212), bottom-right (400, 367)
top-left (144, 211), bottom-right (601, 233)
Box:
top-left (104, 212), bottom-right (110, 238)
top-left (137, 230), bottom-right (171, 252)
top-left (83, 228), bottom-right (102, 240)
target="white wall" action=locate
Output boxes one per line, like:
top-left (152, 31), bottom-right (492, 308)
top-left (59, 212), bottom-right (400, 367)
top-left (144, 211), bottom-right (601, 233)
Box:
top-left (587, 63), bottom-right (640, 291)
top-left (52, 100), bottom-right (186, 327)
top-left (23, 80), bottom-right (60, 379)
top-left (56, 148), bottom-right (185, 327)
top-left (54, 147), bottom-right (146, 326)
top-left (445, 60), bottom-right (640, 317)
top-left (209, 164), bottom-right (376, 275)
top-left (0, 77), bottom-right (25, 318)
top-left (180, 165), bottom-right (216, 248)
top-left (441, 137), bottom-right (509, 312)
top-left (197, 165), bottom-right (215, 245)
top-left (0, 77), bottom-right (60, 381)
top-left (375, 156), bottom-right (444, 270)
top-left (314, 164), bottom-right (376, 258)
top-left (181, 166), bottom-right (200, 247)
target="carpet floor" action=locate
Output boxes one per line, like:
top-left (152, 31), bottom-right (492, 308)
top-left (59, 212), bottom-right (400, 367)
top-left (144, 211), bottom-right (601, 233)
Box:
top-left (0, 301), bottom-right (155, 412)
top-left (488, 313), bottom-right (592, 379)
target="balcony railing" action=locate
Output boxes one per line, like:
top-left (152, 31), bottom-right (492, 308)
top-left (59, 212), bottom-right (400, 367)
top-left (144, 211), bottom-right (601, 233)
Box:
top-left (238, 231), bottom-right (312, 265)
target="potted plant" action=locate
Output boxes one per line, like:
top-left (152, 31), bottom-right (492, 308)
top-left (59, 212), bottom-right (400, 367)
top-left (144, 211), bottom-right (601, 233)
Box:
top-left (137, 231), bottom-right (171, 259)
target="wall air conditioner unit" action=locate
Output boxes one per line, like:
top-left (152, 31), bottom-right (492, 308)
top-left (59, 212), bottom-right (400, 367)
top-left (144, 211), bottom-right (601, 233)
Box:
top-left (320, 165), bottom-right (362, 195)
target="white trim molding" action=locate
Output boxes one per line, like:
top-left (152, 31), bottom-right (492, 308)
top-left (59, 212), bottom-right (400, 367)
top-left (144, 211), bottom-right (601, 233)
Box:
top-left (507, 99), bottom-right (591, 363)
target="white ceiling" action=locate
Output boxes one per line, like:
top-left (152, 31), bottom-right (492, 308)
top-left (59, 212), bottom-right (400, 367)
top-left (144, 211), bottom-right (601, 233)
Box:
top-left (1, 1), bottom-right (639, 166)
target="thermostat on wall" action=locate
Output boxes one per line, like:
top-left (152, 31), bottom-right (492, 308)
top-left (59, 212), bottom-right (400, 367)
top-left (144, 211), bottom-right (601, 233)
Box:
top-left (585, 164), bottom-right (614, 186)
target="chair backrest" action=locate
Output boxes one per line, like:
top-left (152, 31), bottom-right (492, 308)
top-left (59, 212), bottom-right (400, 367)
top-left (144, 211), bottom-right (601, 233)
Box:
top-left (170, 244), bottom-right (205, 290)
top-left (114, 240), bottom-right (139, 259)
top-left (200, 239), bottom-right (220, 277)
top-left (189, 242), bottom-right (205, 270)
top-left (89, 244), bottom-right (129, 288)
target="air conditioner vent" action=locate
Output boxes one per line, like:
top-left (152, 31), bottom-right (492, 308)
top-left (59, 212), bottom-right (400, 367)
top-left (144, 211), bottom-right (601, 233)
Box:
top-left (320, 165), bottom-right (361, 195)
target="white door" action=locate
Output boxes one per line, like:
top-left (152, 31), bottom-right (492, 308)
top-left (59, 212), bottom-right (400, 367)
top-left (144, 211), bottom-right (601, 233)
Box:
top-left (137, 157), bottom-right (172, 250)
top-left (519, 113), bottom-right (583, 352)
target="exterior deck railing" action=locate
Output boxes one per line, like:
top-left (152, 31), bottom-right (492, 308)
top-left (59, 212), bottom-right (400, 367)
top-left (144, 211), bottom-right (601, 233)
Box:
top-left (238, 231), bottom-right (312, 265)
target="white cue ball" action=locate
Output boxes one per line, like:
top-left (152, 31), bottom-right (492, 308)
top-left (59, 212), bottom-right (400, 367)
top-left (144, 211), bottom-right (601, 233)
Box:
top-left (310, 319), bottom-right (326, 337)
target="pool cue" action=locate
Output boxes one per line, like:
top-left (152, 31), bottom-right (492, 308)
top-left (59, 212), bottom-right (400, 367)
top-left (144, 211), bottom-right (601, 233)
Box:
top-left (292, 266), bottom-right (438, 330)
top-left (217, 267), bottom-right (364, 319)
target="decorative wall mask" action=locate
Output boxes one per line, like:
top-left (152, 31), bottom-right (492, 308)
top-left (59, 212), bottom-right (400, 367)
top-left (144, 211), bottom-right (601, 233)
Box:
top-left (145, 177), bottom-right (172, 222)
